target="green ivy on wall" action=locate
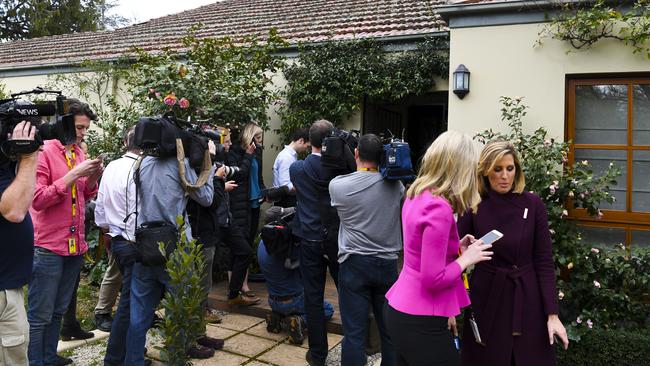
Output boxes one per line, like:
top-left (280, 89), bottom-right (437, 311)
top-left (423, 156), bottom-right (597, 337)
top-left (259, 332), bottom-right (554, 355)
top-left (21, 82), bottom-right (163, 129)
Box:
top-left (537, 0), bottom-right (650, 58)
top-left (278, 36), bottom-right (449, 142)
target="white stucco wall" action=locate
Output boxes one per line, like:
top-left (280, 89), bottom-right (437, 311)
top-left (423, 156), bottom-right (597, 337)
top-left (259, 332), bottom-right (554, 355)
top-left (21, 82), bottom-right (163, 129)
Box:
top-left (447, 22), bottom-right (650, 140)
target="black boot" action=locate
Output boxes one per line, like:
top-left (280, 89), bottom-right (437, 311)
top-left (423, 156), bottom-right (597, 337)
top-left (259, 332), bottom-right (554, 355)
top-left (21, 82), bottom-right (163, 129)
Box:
top-left (60, 322), bottom-right (94, 341)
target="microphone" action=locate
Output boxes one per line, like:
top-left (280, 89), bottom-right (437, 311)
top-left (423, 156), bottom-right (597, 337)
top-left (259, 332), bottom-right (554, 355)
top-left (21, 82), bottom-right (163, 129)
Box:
top-left (13, 103), bottom-right (56, 117)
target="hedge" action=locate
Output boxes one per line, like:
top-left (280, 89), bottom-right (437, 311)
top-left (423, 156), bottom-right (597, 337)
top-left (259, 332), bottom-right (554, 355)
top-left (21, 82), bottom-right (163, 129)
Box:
top-left (557, 328), bottom-right (650, 366)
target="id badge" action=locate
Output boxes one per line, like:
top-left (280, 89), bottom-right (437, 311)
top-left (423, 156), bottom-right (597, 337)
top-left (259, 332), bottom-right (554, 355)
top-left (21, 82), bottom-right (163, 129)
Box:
top-left (68, 238), bottom-right (77, 254)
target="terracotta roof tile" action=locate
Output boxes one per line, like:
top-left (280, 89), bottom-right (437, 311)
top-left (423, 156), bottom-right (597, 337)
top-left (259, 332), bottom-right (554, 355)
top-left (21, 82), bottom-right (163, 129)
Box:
top-left (0, 0), bottom-right (448, 70)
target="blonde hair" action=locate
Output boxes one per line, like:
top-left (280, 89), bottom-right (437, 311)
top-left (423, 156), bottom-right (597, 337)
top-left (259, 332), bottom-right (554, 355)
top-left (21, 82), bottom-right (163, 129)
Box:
top-left (407, 131), bottom-right (481, 215)
top-left (240, 122), bottom-right (263, 149)
top-left (477, 140), bottom-right (526, 195)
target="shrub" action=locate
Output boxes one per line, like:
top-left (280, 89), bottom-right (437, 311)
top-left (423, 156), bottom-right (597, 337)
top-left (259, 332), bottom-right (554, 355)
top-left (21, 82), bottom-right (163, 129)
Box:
top-left (159, 216), bottom-right (206, 366)
top-left (557, 328), bottom-right (650, 366)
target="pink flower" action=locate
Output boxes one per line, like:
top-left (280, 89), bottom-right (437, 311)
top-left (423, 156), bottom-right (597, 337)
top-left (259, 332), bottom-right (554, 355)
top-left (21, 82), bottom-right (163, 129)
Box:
top-left (163, 93), bottom-right (177, 106)
top-left (576, 316), bottom-right (582, 324)
top-left (558, 291), bottom-right (564, 300)
top-left (597, 210), bottom-right (604, 219)
top-left (149, 88), bottom-right (156, 94)
top-left (179, 97), bottom-right (190, 109)
top-left (591, 248), bottom-right (600, 254)
top-left (587, 319), bottom-right (593, 329)
top-left (544, 139), bottom-right (552, 147)
top-left (594, 280), bottom-right (601, 288)
top-left (155, 92), bottom-right (161, 98)
top-left (580, 193), bottom-right (586, 199)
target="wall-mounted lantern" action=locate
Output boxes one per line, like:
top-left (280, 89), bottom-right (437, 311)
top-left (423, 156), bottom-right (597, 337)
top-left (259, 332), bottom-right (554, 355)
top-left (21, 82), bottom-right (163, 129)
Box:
top-left (453, 64), bottom-right (470, 99)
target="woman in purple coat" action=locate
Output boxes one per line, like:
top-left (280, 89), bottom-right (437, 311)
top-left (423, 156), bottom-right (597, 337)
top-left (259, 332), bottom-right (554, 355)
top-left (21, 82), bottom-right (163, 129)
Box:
top-left (458, 141), bottom-right (569, 366)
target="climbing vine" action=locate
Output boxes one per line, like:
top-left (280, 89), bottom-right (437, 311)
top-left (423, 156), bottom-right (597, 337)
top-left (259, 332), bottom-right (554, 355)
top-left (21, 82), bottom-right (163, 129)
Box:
top-left (537, 0), bottom-right (650, 58)
top-left (278, 36), bottom-right (449, 141)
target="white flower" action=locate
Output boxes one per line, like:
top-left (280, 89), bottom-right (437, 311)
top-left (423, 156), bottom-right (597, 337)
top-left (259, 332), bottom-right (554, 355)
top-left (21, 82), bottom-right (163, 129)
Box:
top-left (605, 258), bottom-right (612, 264)
top-left (562, 209), bottom-right (568, 217)
top-left (558, 291), bottom-right (565, 300)
top-left (568, 191), bottom-right (575, 198)
top-left (587, 319), bottom-right (593, 329)
top-left (594, 280), bottom-right (601, 288)
top-left (582, 160), bottom-right (589, 166)
top-left (576, 316), bottom-right (582, 324)
top-left (591, 248), bottom-right (600, 254)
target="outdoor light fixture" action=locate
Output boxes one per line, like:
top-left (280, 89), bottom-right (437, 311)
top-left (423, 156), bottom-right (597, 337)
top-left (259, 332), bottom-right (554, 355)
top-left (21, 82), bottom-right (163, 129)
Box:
top-left (453, 64), bottom-right (470, 99)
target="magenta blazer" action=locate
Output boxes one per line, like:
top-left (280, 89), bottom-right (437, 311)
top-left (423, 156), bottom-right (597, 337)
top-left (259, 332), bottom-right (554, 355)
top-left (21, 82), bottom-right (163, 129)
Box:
top-left (386, 191), bottom-right (470, 316)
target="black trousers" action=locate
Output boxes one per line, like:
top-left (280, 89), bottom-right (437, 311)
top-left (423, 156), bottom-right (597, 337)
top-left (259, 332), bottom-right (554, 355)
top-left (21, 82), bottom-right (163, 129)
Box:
top-left (219, 225), bottom-right (253, 298)
top-left (384, 304), bottom-right (459, 366)
top-left (299, 239), bottom-right (339, 364)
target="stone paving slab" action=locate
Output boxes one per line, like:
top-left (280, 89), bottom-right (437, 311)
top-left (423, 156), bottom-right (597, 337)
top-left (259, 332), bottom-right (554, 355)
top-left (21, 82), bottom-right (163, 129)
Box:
top-left (217, 313), bottom-right (265, 332)
top-left (245, 322), bottom-right (289, 342)
top-left (222, 333), bottom-right (278, 358)
top-left (56, 329), bottom-right (110, 353)
top-left (257, 343), bottom-right (311, 366)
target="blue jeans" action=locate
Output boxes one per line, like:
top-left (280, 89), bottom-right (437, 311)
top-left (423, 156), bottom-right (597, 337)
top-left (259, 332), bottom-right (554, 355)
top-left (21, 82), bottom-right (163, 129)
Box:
top-left (124, 262), bottom-right (170, 366)
top-left (268, 293), bottom-right (334, 324)
top-left (27, 247), bottom-right (83, 366)
top-left (299, 239), bottom-right (339, 364)
top-left (339, 255), bottom-right (397, 366)
top-left (104, 239), bottom-right (139, 366)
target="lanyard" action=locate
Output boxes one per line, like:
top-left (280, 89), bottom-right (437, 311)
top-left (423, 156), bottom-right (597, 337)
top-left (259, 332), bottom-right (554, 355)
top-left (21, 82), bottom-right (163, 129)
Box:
top-left (357, 167), bottom-right (378, 172)
top-left (458, 248), bottom-right (470, 290)
top-left (64, 147), bottom-right (78, 220)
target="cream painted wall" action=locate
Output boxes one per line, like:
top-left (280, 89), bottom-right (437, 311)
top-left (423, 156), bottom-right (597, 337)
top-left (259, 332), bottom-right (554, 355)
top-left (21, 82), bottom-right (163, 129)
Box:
top-left (447, 22), bottom-right (650, 140)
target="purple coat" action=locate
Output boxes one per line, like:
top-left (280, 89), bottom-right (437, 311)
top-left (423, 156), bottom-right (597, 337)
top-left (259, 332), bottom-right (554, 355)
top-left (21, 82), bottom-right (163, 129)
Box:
top-left (458, 189), bottom-right (559, 366)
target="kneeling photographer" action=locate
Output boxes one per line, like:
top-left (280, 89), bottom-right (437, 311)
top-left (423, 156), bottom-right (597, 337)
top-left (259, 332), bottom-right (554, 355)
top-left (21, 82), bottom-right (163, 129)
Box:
top-left (126, 114), bottom-right (217, 364)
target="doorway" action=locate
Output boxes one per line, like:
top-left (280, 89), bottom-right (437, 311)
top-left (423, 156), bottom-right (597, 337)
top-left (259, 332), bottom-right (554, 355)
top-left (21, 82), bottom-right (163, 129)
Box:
top-left (363, 92), bottom-right (448, 170)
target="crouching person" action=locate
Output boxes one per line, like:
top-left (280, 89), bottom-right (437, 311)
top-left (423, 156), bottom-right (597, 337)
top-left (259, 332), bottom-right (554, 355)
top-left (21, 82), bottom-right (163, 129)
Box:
top-left (258, 206), bottom-right (334, 345)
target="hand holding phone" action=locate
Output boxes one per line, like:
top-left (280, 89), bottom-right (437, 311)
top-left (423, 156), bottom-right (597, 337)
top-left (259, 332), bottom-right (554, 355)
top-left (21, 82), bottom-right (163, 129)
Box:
top-left (479, 230), bottom-right (503, 245)
top-left (97, 152), bottom-right (108, 162)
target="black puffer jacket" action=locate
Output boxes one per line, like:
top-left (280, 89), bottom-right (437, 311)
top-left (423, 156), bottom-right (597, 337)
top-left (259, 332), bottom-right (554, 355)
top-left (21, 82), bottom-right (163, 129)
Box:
top-left (187, 175), bottom-right (223, 248)
top-left (226, 144), bottom-right (265, 235)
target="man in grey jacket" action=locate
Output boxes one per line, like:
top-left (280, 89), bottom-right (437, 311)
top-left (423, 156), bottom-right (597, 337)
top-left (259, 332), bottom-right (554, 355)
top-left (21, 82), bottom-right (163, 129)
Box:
top-left (329, 134), bottom-right (404, 366)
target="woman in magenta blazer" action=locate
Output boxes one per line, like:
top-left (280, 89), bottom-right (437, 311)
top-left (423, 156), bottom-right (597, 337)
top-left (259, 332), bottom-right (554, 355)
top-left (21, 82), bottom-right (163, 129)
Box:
top-left (385, 131), bottom-right (494, 366)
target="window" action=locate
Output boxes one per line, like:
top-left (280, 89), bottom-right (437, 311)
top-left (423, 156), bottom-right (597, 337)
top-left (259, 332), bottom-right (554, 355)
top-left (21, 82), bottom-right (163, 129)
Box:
top-left (567, 77), bottom-right (650, 251)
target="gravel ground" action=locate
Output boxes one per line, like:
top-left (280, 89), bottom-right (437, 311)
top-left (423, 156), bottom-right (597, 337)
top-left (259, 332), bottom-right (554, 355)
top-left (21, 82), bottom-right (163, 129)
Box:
top-left (69, 339), bottom-right (107, 366)
top-left (325, 342), bottom-right (381, 366)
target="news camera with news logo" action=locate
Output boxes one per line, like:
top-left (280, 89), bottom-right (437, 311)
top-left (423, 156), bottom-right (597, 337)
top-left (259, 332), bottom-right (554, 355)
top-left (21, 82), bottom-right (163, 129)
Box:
top-left (0, 87), bottom-right (77, 163)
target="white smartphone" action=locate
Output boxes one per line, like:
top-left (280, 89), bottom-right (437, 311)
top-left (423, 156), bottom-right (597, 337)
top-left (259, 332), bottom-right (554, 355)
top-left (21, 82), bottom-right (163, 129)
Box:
top-left (479, 230), bottom-right (504, 245)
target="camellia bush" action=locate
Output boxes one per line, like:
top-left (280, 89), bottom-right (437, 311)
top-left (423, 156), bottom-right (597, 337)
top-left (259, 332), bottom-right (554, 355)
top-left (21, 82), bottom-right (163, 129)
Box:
top-left (477, 97), bottom-right (650, 342)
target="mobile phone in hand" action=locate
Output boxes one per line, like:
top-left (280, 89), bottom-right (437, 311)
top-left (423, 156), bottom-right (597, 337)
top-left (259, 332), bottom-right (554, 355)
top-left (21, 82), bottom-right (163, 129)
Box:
top-left (479, 230), bottom-right (504, 245)
top-left (97, 152), bottom-right (108, 161)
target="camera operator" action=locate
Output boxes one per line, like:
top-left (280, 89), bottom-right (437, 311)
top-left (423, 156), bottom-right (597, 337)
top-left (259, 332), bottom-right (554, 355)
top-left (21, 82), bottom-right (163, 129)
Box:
top-left (28, 101), bottom-right (103, 366)
top-left (0, 121), bottom-right (38, 366)
top-left (329, 134), bottom-right (404, 366)
top-left (272, 127), bottom-right (310, 207)
top-left (289, 119), bottom-right (352, 366)
top-left (124, 138), bottom-right (216, 365)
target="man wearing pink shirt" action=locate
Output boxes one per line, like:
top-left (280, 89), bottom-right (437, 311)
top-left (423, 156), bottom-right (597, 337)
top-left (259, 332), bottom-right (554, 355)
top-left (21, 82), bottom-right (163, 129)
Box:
top-left (27, 101), bottom-right (103, 366)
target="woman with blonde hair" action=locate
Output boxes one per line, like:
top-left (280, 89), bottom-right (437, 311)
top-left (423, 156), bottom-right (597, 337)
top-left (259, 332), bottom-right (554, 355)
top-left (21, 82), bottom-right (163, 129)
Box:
top-left (225, 122), bottom-right (265, 304)
top-left (384, 131), bottom-right (493, 366)
top-left (458, 140), bottom-right (568, 366)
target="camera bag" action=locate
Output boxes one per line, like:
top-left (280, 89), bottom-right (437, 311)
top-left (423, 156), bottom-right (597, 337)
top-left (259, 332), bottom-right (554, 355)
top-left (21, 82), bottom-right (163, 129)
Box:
top-left (261, 212), bottom-right (295, 258)
top-left (380, 140), bottom-right (416, 182)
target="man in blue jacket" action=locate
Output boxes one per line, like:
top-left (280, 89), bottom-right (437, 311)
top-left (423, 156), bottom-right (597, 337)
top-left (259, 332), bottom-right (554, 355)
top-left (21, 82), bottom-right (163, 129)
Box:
top-left (290, 119), bottom-right (353, 366)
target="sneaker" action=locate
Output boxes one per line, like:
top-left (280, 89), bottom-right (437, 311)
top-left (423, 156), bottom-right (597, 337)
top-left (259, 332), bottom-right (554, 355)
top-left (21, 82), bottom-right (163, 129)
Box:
top-left (228, 293), bottom-right (261, 306)
top-left (54, 355), bottom-right (73, 366)
top-left (197, 335), bottom-right (225, 350)
top-left (204, 309), bottom-right (223, 324)
top-left (60, 326), bottom-right (94, 341)
top-left (266, 311), bottom-right (282, 334)
top-left (187, 343), bottom-right (215, 359)
top-left (288, 315), bottom-right (305, 345)
top-left (94, 313), bottom-right (113, 332)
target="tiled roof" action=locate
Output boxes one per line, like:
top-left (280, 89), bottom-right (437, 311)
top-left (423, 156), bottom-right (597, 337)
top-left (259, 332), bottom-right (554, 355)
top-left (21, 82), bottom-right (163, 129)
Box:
top-left (0, 0), bottom-right (447, 70)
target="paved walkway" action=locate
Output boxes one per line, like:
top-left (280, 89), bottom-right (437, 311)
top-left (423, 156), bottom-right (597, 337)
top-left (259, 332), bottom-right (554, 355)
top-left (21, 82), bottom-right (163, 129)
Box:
top-left (60, 313), bottom-right (346, 365)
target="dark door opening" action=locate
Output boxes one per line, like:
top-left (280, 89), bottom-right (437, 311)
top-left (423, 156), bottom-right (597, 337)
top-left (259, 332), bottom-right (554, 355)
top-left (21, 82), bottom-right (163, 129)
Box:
top-left (363, 92), bottom-right (447, 170)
